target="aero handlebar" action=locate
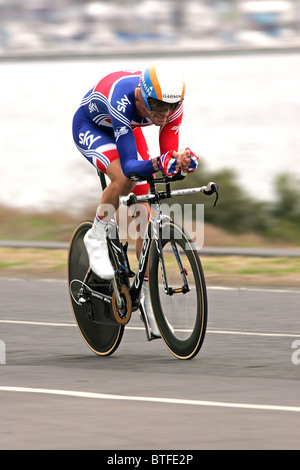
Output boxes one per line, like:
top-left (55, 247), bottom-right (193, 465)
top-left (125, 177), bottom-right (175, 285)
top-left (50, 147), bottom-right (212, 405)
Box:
top-left (120, 181), bottom-right (219, 207)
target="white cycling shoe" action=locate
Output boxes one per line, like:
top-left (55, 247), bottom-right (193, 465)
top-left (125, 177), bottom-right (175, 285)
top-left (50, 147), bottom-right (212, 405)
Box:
top-left (83, 228), bottom-right (114, 280)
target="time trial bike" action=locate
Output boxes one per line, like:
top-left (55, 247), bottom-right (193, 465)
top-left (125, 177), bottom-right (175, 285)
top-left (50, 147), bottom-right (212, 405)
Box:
top-left (68, 170), bottom-right (218, 360)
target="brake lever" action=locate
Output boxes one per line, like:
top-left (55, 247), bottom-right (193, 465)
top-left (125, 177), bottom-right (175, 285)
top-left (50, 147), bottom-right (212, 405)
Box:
top-left (213, 184), bottom-right (219, 207)
top-left (203, 182), bottom-right (219, 207)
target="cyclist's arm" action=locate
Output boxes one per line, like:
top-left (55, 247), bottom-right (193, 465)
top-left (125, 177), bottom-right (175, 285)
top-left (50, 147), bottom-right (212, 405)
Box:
top-left (110, 95), bottom-right (183, 179)
top-left (115, 127), bottom-right (156, 178)
top-left (159, 103), bottom-right (183, 154)
top-left (109, 87), bottom-right (157, 178)
top-left (110, 114), bottom-right (156, 177)
top-left (158, 104), bottom-right (198, 174)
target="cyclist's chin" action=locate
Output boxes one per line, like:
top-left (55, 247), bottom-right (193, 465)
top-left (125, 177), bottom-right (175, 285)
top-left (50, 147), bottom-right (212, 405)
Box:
top-left (152, 115), bottom-right (168, 126)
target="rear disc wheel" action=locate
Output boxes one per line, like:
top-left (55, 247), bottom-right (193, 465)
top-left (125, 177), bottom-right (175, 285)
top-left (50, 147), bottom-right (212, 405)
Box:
top-left (68, 221), bottom-right (124, 356)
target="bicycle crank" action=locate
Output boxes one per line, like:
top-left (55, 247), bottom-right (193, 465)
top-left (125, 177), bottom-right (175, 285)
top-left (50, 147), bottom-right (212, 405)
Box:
top-left (111, 284), bottom-right (132, 325)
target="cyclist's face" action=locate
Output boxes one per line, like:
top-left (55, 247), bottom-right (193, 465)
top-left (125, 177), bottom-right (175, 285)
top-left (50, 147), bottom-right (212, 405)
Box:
top-left (146, 98), bottom-right (180, 126)
top-left (135, 88), bottom-right (180, 126)
top-left (148, 109), bottom-right (171, 126)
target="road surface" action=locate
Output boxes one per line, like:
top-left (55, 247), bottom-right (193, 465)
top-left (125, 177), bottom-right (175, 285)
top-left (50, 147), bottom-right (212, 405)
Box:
top-left (0, 277), bottom-right (299, 450)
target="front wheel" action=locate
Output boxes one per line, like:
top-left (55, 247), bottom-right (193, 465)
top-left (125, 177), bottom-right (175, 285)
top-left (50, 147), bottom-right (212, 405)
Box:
top-left (149, 221), bottom-right (207, 360)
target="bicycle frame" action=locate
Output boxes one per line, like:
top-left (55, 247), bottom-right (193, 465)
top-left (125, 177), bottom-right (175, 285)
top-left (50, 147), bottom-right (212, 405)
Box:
top-left (69, 170), bottom-right (218, 349)
top-left (96, 170), bottom-right (218, 313)
top-left (106, 200), bottom-right (165, 311)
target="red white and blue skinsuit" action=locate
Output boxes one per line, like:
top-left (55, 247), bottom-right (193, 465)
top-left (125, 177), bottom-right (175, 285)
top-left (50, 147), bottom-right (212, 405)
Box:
top-left (72, 70), bottom-right (183, 195)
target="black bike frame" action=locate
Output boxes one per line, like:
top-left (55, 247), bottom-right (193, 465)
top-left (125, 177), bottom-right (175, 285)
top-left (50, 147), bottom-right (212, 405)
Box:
top-left (98, 170), bottom-right (218, 310)
top-left (106, 203), bottom-right (161, 310)
top-left (98, 170), bottom-right (153, 309)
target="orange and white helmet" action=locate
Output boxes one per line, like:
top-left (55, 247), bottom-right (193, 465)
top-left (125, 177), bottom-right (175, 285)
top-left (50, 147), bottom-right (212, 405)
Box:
top-left (140, 65), bottom-right (185, 111)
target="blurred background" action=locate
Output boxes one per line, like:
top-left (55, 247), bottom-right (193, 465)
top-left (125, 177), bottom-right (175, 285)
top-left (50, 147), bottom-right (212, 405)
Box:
top-left (0, 0), bottom-right (299, 246)
top-left (0, 0), bottom-right (299, 56)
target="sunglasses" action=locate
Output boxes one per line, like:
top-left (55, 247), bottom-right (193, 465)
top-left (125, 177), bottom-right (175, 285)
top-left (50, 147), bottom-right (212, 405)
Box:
top-left (147, 97), bottom-right (181, 113)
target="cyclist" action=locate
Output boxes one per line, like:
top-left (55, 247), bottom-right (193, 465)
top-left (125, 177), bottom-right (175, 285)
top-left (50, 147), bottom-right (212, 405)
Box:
top-left (72, 64), bottom-right (198, 336)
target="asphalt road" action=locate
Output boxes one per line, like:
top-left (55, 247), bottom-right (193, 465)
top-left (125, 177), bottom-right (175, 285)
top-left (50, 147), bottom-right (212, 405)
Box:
top-left (0, 277), bottom-right (299, 450)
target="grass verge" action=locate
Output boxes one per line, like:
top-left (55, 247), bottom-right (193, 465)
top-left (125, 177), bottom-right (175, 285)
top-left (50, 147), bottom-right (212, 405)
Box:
top-left (0, 247), bottom-right (299, 288)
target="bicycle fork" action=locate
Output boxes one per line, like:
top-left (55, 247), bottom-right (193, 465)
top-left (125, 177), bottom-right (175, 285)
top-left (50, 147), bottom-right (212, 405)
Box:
top-left (153, 216), bottom-right (190, 296)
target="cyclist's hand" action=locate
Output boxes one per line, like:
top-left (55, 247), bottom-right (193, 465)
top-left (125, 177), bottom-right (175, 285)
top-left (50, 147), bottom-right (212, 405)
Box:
top-left (180, 148), bottom-right (198, 173)
top-left (156, 150), bottom-right (178, 177)
top-left (157, 148), bottom-right (199, 177)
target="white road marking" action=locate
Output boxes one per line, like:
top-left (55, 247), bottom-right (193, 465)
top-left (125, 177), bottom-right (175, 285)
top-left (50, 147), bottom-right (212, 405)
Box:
top-left (1, 277), bottom-right (300, 294)
top-left (208, 285), bottom-right (300, 294)
top-left (206, 328), bottom-right (300, 338)
top-left (1, 281), bottom-right (298, 418)
top-left (0, 319), bottom-right (76, 327)
top-left (0, 386), bottom-right (299, 413)
top-left (0, 319), bottom-right (299, 338)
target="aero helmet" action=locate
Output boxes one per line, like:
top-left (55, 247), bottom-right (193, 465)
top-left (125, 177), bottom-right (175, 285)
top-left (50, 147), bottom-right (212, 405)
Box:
top-left (140, 65), bottom-right (185, 111)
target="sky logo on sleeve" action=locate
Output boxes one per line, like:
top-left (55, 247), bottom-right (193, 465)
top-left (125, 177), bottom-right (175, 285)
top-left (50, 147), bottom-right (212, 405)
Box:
top-left (115, 126), bottom-right (129, 142)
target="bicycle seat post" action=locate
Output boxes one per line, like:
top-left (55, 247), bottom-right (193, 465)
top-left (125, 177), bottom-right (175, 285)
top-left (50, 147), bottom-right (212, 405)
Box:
top-left (97, 169), bottom-right (107, 191)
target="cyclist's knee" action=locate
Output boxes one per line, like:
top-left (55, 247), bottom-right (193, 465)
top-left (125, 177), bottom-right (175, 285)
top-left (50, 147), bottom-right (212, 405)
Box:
top-left (108, 175), bottom-right (134, 196)
top-left (106, 160), bottom-right (136, 196)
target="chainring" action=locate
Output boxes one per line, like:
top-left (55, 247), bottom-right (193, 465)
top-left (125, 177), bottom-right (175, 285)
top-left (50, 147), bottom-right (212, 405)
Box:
top-left (111, 284), bottom-right (132, 325)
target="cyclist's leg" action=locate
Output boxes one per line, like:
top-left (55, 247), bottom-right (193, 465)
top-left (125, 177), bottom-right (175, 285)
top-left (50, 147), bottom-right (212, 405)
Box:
top-left (73, 112), bottom-right (135, 278)
top-left (72, 114), bottom-right (154, 325)
top-left (73, 109), bottom-right (136, 212)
